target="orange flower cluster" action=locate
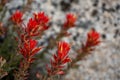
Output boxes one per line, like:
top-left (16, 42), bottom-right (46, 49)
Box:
top-left (63, 13), bottom-right (77, 29)
top-left (47, 41), bottom-right (71, 75)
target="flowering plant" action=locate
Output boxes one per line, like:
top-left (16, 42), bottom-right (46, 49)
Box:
top-left (0, 8), bottom-right (100, 80)
top-left (7, 10), bottom-right (100, 80)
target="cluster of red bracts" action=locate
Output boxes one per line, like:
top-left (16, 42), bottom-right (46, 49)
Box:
top-left (26, 12), bottom-right (49, 37)
top-left (86, 29), bottom-right (100, 47)
top-left (11, 10), bottom-right (49, 63)
top-left (80, 29), bottom-right (100, 53)
top-left (11, 11), bottom-right (49, 36)
top-left (47, 41), bottom-right (71, 75)
top-left (63, 13), bottom-right (77, 29)
top-left (19, 39), bottom-right (42, 63)
top-left (10, 10), bottom-right (23, 24)
top-left (34, 12), bottom-right (49, 26)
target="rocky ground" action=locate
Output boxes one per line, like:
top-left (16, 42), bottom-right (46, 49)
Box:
top-left (2, 0), bottom-right (120, 80)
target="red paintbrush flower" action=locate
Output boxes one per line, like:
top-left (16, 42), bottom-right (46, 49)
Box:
top-left (13, 11), bottom-right (48, 80)
top-left (33, 12), bottom-right (49, 30)
top-left (11, 10), bottom-right (23, 24)
top-left (47, 41), bottom-right (71, 75)
top-left (34, 12), bottom-right (49, 25)
top-left (63, 13), bottom-right (77, 29)
top-left (86, 29), bottom-right (100, 47)
top-left (19, 39), bottom-right (42, 63)
top-left (57, 41), bottom-right (70, 60)
top-left (80, 29), bottom-right (100, 53)
top-left (26, 18), bottom-right (38, 34)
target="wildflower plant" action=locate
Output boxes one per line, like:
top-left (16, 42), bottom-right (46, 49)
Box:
top-left (0, 9), bottom-right (101, 80)
top-left (46, 41), bottom-right (71, 76)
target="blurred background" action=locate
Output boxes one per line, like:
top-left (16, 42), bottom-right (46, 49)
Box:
top-left (0, 0), bottom-right (120, 80)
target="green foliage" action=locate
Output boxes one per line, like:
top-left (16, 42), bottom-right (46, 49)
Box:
top-left (0, 28), bottom-right (21, 79)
